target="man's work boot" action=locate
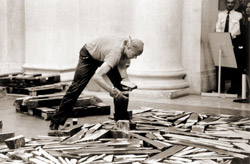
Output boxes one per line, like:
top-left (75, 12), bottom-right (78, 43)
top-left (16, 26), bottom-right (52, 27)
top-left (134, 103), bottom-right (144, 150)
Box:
top-left (49, 122), bottom-right (59, 130)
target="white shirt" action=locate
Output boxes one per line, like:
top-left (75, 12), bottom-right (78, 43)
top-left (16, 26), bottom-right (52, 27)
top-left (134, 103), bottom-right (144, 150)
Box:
top-left (216, 10), bottom-right (242, 38)
top-left (85, 36), bottom-right (126, 68)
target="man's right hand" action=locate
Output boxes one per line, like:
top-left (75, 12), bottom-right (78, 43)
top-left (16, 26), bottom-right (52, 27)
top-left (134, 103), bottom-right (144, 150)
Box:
top-left (115, 92), bottom-right (128, 101)
top-left (110, 87), bottom-right (128, 101)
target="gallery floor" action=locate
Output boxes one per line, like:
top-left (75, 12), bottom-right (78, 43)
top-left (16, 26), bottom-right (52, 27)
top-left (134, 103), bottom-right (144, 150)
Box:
top-left (0, 90), bottom-right (250, 139)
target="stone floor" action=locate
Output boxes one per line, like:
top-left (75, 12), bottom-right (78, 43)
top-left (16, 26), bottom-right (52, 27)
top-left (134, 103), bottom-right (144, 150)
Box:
top-left (0, 90), bottom-right (250, 139)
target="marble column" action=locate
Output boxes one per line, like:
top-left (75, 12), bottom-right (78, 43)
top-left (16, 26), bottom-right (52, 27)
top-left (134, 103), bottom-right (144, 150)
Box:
top-left (0, 0), bottom-right (8, 73)
top-left (23, 0), bottom-right (79, 80)
top-left (128, 0), bottom-right (189, 98)
top-left (0, 0), bottom-right (25, 74)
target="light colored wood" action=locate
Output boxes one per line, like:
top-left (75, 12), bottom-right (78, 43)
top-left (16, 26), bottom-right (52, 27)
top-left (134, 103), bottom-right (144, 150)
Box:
top-left (233, 142), bottom-right (250, 153)
top-left (35, 156), bottom-right (55, 164)
top-left (144, 145), bottom-right (186, 163)
top-left (103, 155), bottom-right (113, 162)
top-left (62, 127), bottom-right (87, 144)
top-left (78, 129), bottom-right (109, 142)
top-left (115, 120), bottom-right (130, 131)
top-left (58, 157), bottom-right (67, 164)
top-left (29, 158), bottom-right (48, 164)
top-left (37, 147), bottom-right (60, 164)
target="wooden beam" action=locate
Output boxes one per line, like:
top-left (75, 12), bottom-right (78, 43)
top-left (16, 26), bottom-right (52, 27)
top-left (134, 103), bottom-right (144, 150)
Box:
top-left (144, 145), bottom-right (186, 163)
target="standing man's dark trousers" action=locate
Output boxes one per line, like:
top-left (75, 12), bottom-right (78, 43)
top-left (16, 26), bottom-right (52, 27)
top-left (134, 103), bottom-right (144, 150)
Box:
top-left (228, 38), bottom-right (245, 94)
top-left (50, 45), bottom-right (130, 128)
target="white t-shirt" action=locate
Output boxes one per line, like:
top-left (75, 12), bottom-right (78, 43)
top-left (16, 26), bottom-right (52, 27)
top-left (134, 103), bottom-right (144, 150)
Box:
top-left (85, 36), bottom-right (127, 68)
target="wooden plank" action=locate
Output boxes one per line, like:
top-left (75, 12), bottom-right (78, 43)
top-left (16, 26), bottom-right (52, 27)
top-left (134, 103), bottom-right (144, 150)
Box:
top-left (115, 120), bottom-right (130, 131)
top-left (177, 140), bottom-right (248, 159)
top-left (174, 113), bottom-right (190, 126)
top-left (183, 113), bottom-right (199, 128)
top-left (129, 132), bottom-right (168, 150)
top-left (0, 72), bottom-right (24, 78)
top-left (161, 127), bottom-right (215, 139)
top-left (62, 127), bottom-right (88, 144)
top-left (132, 107), bottom-right (154, 115)
top-left (14, 74), bottom-right (60, 88)
top-left (65, 148), bottom-right (161, 156)
top-left (5, 135), bottom-right (25, 149)
top-left (164, 133), bottom-right (245, 153)
top-left (37, 147), bottom-right (61, 164)
top-left (144, 145), bottom-right (186, 163)
top-left (0, 132), bottom-right (15, 142)
top-left (0, 72), bottom-right (24, 87)
top-left (73, 105), bottom-right (110, 117)
top-left (39, 107), bottom-right (56, 120)
top-left (166, 112), bottom-right (192, 122)
top-left (84, 123), bottom-right (102, 137)
top-left (29, 158), bottom-right (48, 164)
top-left (233, 142), bottom-right (250, 153)
top-left (78, 129), bottom-right (109, 142)
top-left (48, 124), bottom-right (83, 137)
top-left (191, 125), bottom-right (206, 133)
top-left (6, 82), bottom-right (67, 95)
top-left (35, 156), bottom-right (55, 164)
top-left (26, 95), bottom-right (100, 108)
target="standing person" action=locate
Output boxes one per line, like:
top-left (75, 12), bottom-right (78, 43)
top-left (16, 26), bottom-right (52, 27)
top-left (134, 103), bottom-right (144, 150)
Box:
top-left (245, 2), bottom-right (250, 94)
top-left (236, 0), bottom-right (248, 16)
top-left (236, 0), bottom-right (249, 76)
top-left (216, 0), bottom-right (243, 94)
top-left (247, 1), bottom-right (250, 17)
top-left (49, 36), bottom-right (144, 130)
top-left (236, 0), bottom-right (248, 46)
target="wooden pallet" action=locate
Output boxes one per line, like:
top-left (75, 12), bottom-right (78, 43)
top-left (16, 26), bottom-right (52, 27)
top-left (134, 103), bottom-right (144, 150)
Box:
top-left (15, 94), bottom-right (110, 120)
top-left (17, 104), bottom-right (110, 121)
top-left (28, 107), bottom-right (56, 120)
top-left (14, 94), bottom-right (103, 109)
top-left (6, 82), bottom-right (68, 96)
top-left (14, 74), bottom-right (60, 88)
top-left (72, 102), bottom-right (110, 117)
top-left (0, 72), bottom-right (60, 88)
top-left (0, 72), bottom-right (28, 86)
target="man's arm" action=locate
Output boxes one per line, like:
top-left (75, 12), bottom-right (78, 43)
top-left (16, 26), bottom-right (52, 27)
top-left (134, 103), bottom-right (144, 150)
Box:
top-left (230, 13), bottom-right (243, 38)
top-left (93, 62), bottom-right (129, 100)
top-left (216, 12), bottom-right (223, 32)
top-left (93, 62), bottom-right (114, 93)
top-left (117, 59), bottom-right (137, 90)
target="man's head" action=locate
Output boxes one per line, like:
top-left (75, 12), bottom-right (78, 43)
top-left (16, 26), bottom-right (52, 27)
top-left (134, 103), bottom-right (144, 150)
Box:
top-left (125, 37), bottom-right (144, 59)
top-left (238, 0), bottom-right (248, 7)
top-left (246, 2), bottom-right (250, 16)
top-left (225, 0), bottom-right (236, 11)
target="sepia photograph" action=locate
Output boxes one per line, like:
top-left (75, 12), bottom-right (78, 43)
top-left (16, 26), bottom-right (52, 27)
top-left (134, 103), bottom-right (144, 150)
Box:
top-left (0, 0), bottom-right (250, 163)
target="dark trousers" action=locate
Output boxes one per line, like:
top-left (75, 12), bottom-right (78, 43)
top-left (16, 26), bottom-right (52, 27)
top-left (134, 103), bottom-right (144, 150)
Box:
top-left (216, 67), bottom-right (241, 94)
top-left (51, 45), bottom-right (129, 125)
top-left (229, 38), bottom-right (245, 94)
top-left (216, 37), bottom-right (244, 94)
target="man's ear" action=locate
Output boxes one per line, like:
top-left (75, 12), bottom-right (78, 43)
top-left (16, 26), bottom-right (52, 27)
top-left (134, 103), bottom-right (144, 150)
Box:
top-left (124, 40), bottom-right (128, 45)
